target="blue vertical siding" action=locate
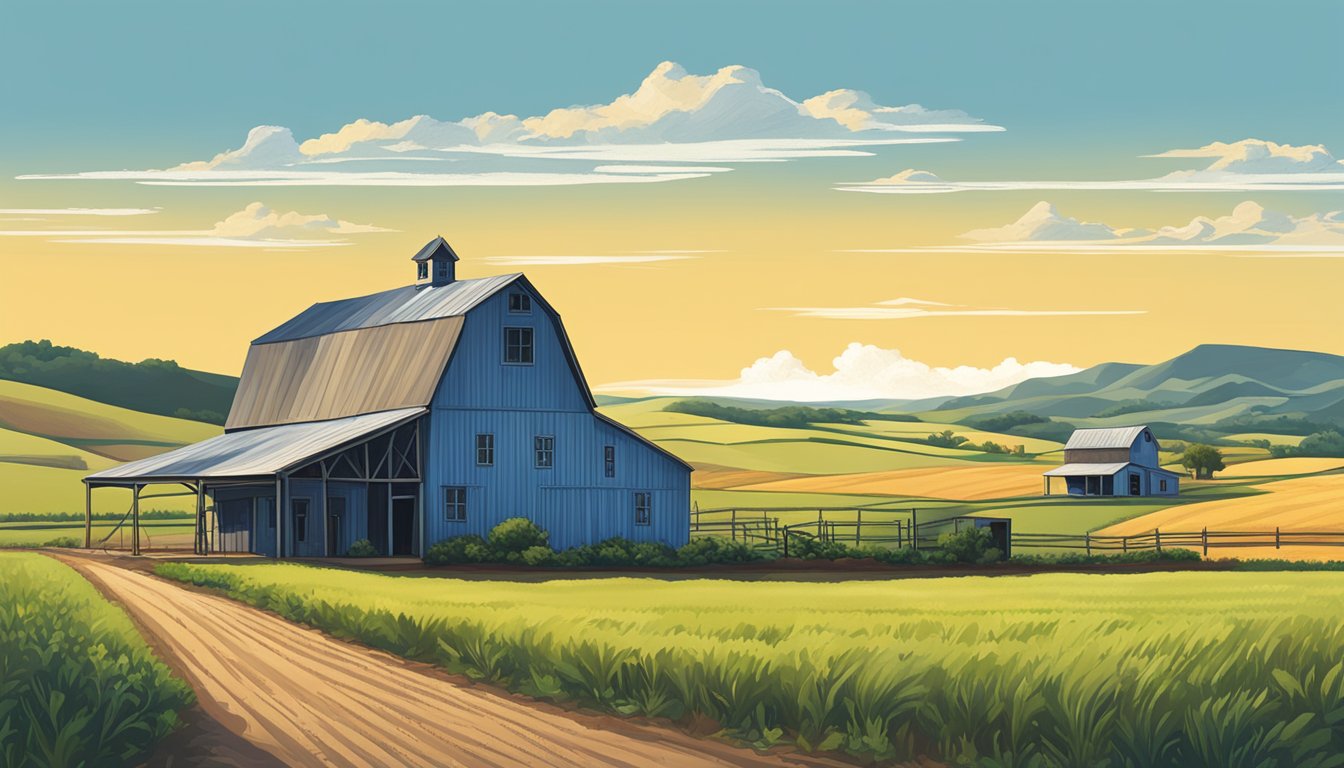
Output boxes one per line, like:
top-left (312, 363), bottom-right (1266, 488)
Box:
top-left (425, 284), bottom-right (690, 550)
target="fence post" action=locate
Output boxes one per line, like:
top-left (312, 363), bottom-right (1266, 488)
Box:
top-left (1276, 526), bottom-right (1281, 550)
top-left (1122, 535), bottom-right (1128, 554)
top-left (856, 509), bottom-right (863, 548)
top-left (1155, 528), bottom-right (1161, 552)
top-left (1202, 527), bottom-right (1208, 558)
top-left (783, 526), bottom-right (790, 558)
top-left (731, 509), bottom-right (737, 542)
top-left (1085, 532), bottom-right (1091, 557)
top-left (911, 509), bottom-right (918, 552)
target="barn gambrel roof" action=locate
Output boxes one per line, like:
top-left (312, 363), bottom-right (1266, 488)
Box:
top-left (1063, 426), bottom-right (1151, 450)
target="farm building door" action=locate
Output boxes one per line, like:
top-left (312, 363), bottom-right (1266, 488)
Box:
top-left (217, 499), bottom-right (251, 553)
top-left (391, 496), bottom-right (415, 556)
top-left (1129, 473), bottom-right (1142, 495)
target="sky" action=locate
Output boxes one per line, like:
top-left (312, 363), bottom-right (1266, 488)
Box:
top-left (2, 0), bottom-right (1342, 401)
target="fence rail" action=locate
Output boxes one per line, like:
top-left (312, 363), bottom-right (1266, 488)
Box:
top-left (690, 506), bottom-right (1344, 558)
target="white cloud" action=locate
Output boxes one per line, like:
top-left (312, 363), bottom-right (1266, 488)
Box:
top-left (962, 202), bottom-right (1123, 243)
top-left (0, 202), bottom-right (390, 248)
top-left (951, 200), bottom-right (1344, 254)
top-left (600, 342), bottom-right (1080, 401)
top-left (21, 62), bottom-right (999, 188)
top-left (837, 139), bottom-right (1344, 194)
top-left (768, 296), bottom-right (1144, 320)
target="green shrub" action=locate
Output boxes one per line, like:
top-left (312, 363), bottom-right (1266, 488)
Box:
top-left (1, 553), bottom-right (193, 766)
top-left (1011, 549), bottom-right (1202, 565)
top-left (487, 517), bottom-right (549, 553)
top-left (520, 545), bottom-right (556, 566)
top-left (937, 526), bottom-right (1003, 564)
top-left (424, 535), bottom-right (489, 565)
top-left (346, 538), bottom-right (379, 557)
top-left (787, 532), bottom-right (864, 560)
top-left (677, 536), bottom-right (768, 565)
top-left (42, 536), bottom-right (81, 548)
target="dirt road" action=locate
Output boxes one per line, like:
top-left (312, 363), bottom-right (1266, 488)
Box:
top-left (63, 557), bottom-right (824, 768)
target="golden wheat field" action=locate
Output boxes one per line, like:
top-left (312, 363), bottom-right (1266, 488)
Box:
top-left (1097, 472), bottom-right (1344, 560)
top-left (1217, 457), bottom-right (1344, 478)
top-left (733, 462), bottom-right (1051, 500)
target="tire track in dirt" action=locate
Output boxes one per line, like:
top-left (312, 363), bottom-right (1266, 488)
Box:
top-left (62, 557), bottom-right (830, 768)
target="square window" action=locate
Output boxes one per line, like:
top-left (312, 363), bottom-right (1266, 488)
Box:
top-left (509, 292), bottom-right (532, 313)
top-left (604, 445), bottom-right (615, 478)
top-left (504, 327), bottom-right (534, 365)
top-left (535, 435), bottom-right (554, 468)
top-left (476, 433), bottom-right (494, 466)
top-left (634, 491), bottom-right (651, 526)
top-left (417, 262), bottom-right (428, 280)
top-left (444, 487), bottom-right (467, 522)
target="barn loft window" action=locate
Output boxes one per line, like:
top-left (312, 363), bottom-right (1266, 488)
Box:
top-left (604, 445), bottom-right (615, 478)
top-left (535, 435), bottom-right (554, 468)
top-left (504, 327), bottom-right (534, 365)
top-left (509, 292), bottom-right (532, 313)
top-left (293, 498), bottom-right (309, 543)
top-left (444, 487), bottom-right (467, 522)
top-left (476, 433), bottom-right (495, 466)
top-left (634, 492), bottom-right (651, 526)
top-left (417, 262), bottom-right (428, 280)
top-left (436, 260), bottom-right (449, 280)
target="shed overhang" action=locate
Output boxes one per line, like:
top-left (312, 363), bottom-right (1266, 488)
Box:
top-left (1042, 462), bottom-right (1131, 477)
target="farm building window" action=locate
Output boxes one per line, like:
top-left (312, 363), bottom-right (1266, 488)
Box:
top-left (535, 435), bottom-right (554, 468)
top-left (634, 492), bottom-right (651, 526)
top-left (444, 487), bottom-right (467, 522)
top-left (604, 445), bottom-right (615, 478)
top-left (417, 262), bottom-right (428, 280)
top-left (509, 292), bottom-right (532, 313)
top-left (1160, 479), bottom-right (1169, 492)
top-left (504, 327), bottom-right (534, 365)
top-left (436, 260), bottom-right (449, 280)
top-left (293, 498), bottom-right (309, 543)
top-left (476, 433), bottom-right (494, 466)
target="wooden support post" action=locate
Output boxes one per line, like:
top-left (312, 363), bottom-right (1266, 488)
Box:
top-left (1275, 526), bottom-right (1281, 550)
top-left (1202, 526), bottom-right (1208, 558)
top-left (131, 484), bottom-right (141, 556)
top-left (322, 472), bottom-right (330, 558)
top-left (84, 483), bottom-right (92, 549)
top-left (274, 475), bottom-right (283, 559)
top-left (911, 509), bottom-right (918, 552)
top-left (856, 509), bottom-right (863, 548)
top-left (196, 481), bottom-right (206, 555)
top-left (1085, 532), bottom-right (1091, 557)
top-left (1122, 535), bottom-right (1128, 553)
top-left (1154, 528), bottom-right (1161, 552)
top-left (731, 509), bottom-right (737, 542)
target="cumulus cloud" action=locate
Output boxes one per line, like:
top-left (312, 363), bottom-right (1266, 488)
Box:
top-left (768, 296), bottom-right (1144, 320)
top-left (20, 62), bottom-right (1000, 188)
top-left (600, 343), bottom-right (1080, 401)
top-left (837, 139), bottom-right (1344, 195)
top-left (0, 202), bottom-right (390, 248)
top-left (949, 200), bottom-right (1344, 254)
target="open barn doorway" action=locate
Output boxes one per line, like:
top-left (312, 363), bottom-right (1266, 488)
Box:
top-left (391, 496), bottom-right (415, 556)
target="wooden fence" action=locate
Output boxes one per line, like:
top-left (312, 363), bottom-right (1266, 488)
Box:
top-left (690, 506), bottom-right (1344, 558)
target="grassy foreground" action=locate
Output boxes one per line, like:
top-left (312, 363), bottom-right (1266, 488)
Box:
top-left (0, 553), bottom-right (192, 767)
top-left (159, 563), bottom-right (1344, 766)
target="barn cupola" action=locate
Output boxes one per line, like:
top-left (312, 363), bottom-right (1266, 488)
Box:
top-left (412, 236), bottom-right (459, 287)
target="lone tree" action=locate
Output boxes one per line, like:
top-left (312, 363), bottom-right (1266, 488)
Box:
top-left (1181, 444), bottom-right (1226, 479)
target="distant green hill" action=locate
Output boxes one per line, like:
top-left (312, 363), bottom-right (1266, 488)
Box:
top-left (0, 340), bottom-right (238, 425)
top-left (931, 344), bottom-right (1344, 442)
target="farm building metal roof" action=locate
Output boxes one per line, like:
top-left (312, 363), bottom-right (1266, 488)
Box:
top-left (254, 273), bottom-right (519, 345)
top-left (226, 316), bottom-right (463, 430)
top-left (85, 408), bottom-right (425, 484)
top-left (1042, 462), bottom-right (1132, 477)
top-left (1063, 426), bottom-right (1149, 451)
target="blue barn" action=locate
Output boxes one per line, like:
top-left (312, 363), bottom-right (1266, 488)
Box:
top-left (84, 238), bottom-right (692, 557)
top-left (1042, 425), bottom-right (1181, 497)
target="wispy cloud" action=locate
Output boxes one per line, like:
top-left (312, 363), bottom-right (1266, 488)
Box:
top-left (0, 202), bottom-right (390, 248)
top-left (0, 207), bottom-right (159, 216)
top-left (600, 342), bottom-right (1079, 401)
top-left (768, 296), bottom-right (1144, 320)
top-left (836, 139), bottom-right (1344, 195)
top-left (20, 62), bottom-right (998, 188)
top-left (482, 254), bottom-right (698, 266)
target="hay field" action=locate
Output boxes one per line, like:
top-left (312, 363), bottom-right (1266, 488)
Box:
top-left (734, 462), bottom-right (1051, 501)
top-left (1217, 457), bottom-right (1344, 478)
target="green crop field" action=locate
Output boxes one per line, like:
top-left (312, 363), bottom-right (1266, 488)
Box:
top-left (160, 562), bottom-right (1344, 767)
top-left (0, 553), bottom-right (192, 766)
top-left (0, 519), bottom-right (195, 549)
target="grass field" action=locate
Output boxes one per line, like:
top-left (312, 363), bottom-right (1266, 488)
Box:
top-left (161, 562), bottom-right (1344, 766)
top-left (0, 553), bottom-right (192, 766)
top-left (1218, 457), bottom-right (1344, 478)
top-left (0, 380), bottom-right (217, 515)
top-left (0, 519), bottom-right (195, 549)
top-left (735, 463), bottom-right (1052, 501)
